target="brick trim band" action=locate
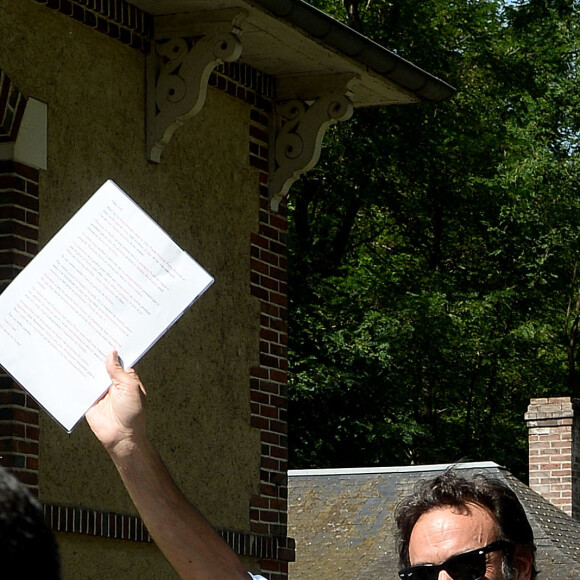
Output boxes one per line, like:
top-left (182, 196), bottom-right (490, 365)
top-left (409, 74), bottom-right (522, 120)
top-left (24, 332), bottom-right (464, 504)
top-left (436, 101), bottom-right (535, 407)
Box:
top-left (43, 503), bottom-right (292, 560)
top-left (212, 63), bottom-right (276, 101)
top-left (34, 0), bottom-right (152, 52)
top-left (44, 503), bottom-right (151, 542)
top-left (33, 1), bottom-right (277, 101)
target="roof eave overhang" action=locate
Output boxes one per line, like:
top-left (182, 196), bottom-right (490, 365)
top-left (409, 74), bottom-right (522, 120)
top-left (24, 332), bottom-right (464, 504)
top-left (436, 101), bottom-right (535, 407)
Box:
top-left (129, 0), bottom-right (454, 206)
top-left (132, 0), bottom-right (455, 107)
top-left (250, 0), bottom-right (455, 104)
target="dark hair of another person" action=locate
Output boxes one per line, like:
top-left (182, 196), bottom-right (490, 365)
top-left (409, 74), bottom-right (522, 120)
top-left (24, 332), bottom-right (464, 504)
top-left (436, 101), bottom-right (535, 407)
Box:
top-left (394, 469), bottom-right (537, 580)
top-left (0, 465), bottom-right (60, 579)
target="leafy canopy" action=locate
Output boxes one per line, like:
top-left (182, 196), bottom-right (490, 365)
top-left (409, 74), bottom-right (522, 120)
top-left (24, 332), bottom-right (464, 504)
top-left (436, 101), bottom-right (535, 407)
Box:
top-left (288, 0), bottom-right (580, 480)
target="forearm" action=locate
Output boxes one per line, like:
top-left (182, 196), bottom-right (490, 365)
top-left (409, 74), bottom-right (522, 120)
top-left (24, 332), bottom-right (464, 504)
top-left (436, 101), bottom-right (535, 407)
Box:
top-left (110, 437), bottom-right (249, 580)
top-left (87, 354), bottom-right (250, 579)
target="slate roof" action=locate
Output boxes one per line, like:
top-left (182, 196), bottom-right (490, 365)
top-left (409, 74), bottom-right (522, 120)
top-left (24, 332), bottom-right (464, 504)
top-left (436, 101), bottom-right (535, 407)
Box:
top-left (288, 462), bottom-right (580, 579)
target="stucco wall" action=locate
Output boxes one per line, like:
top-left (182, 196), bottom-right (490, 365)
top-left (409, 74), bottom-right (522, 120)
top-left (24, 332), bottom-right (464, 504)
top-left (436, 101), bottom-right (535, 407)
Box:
top-left (56, 535), bottom-right (264, 580)
top-left (1, 0), bottom-right (263, 576)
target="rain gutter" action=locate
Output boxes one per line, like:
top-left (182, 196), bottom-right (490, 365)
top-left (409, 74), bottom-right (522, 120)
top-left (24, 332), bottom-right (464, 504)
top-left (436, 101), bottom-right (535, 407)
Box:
top-left (251, 0), bottom-right (455, 102)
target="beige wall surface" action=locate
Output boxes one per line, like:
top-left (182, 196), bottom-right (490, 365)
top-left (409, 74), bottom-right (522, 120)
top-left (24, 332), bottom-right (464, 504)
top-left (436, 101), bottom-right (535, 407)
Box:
top-left (56, 533), bottom-right (177, 579)
top-left (57, 534), bottom-right (268, 579)
top-left (1, 0), bottom-right (263, 576)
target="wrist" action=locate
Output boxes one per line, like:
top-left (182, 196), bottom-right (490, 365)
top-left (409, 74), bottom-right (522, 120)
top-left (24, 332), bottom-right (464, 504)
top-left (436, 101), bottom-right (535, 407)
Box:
top-left (106, 430), bottom-right (150, 465)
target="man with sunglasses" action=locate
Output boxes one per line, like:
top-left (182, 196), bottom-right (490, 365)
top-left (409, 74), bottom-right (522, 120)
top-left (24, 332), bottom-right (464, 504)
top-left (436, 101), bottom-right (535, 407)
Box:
top-left (395, 470), bottom-right (536, 580)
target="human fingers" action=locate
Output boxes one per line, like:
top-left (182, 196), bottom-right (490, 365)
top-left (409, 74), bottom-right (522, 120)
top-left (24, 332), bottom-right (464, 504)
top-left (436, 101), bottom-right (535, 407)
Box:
top-left (106, 351), bottom-right (140, 383)
top-left (106, 350), bottom-right (124, 380)
top-left (105, 351), bottom-right (147, 402)
top-left (126, 366), bottom-right (147, 395)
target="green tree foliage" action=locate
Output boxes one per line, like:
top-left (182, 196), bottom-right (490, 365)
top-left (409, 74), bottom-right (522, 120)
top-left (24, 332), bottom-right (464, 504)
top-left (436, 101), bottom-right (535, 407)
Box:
top-left (288, 0), bottom-right (580, 479)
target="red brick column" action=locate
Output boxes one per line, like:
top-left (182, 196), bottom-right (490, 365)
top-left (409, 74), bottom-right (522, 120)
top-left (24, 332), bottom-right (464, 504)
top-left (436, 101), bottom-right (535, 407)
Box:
top-left (0, 69), bottom-right (41, 493)
top-left (0, 161), bottom-right (41, 493)
top-left (526, 397), bottom-right (580, 519)
top-left (248, 102), bottom-right (294, 579)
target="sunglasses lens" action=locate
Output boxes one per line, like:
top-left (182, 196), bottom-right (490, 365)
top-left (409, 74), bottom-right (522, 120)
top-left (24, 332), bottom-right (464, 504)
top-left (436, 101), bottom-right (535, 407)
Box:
top-left (446, 551), bottom-right (486, 580)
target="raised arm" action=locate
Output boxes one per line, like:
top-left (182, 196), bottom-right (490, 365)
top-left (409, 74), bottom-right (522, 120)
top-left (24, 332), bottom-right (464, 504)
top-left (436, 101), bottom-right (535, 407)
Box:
top-left (86, 351), bottom-right (250, 580)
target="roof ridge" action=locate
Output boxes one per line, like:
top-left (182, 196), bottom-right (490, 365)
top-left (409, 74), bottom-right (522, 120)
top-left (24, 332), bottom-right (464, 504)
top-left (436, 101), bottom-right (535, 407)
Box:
top-left (289, 461), bottom-right (505, 477)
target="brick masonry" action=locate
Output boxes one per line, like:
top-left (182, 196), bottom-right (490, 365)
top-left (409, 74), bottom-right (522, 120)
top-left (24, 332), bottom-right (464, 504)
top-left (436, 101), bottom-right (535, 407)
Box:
top-left (44, 502), bottom-right (289, 561)
top-left (248, 139), bottom-right (295, 578)
top-left (33, 0), bottom-right (152, 52)
top-left (5, 3), bottom-right (296, 576)
top-left (0, 157), bottom-right (41, 493)
top-left (526, 397), bottom-right (580, 519)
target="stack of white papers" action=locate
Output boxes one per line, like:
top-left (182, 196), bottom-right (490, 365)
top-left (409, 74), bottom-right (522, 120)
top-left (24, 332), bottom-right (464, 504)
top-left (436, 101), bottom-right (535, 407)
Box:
top-left (0, 180), bottom-right (214, 431)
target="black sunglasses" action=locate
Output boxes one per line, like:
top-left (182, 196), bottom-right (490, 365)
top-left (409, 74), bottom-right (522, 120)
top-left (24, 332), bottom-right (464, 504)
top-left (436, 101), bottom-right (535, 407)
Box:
top-left (398, 540), bottom-right (511, 580)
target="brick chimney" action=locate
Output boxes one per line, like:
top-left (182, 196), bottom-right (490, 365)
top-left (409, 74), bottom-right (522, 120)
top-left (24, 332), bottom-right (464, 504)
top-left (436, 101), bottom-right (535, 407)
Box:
top-left (525, 397), bottom-right (580, 519)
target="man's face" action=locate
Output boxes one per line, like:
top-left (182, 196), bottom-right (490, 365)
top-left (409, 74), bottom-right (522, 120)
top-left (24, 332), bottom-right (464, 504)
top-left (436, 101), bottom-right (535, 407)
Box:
top-left (407, 504), bottom-right (530, 580)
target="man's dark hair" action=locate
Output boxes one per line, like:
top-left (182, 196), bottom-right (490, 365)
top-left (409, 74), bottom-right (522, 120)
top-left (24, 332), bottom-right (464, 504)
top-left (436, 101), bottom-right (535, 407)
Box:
top-left (0, 465), bottom-right (60, 579)
top-left (394, 469), bottom-right (537, 580)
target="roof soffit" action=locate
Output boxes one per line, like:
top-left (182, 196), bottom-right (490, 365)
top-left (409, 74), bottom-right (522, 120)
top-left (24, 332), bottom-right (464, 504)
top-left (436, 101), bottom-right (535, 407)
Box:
top-left (129, 0), bottom-right (454, 207)
top-left (131, 0), bottom-right (454, 107)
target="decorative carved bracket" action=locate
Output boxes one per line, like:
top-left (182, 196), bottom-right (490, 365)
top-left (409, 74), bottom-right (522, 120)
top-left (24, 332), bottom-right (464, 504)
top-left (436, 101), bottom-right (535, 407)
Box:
top-left (146, 23), bottom-right (243, 162)
top-left (269, 76), bottom-right (355, 210)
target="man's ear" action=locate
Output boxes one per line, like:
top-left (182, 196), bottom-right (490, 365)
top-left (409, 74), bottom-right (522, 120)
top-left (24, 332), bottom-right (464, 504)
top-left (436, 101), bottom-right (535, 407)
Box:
top-left (512, 546), bottom-right (533, 580)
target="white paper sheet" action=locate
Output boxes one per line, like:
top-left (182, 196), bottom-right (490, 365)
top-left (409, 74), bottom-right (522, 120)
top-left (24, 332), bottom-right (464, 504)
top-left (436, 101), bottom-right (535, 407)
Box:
top-left (0, 180), bottom-right (214, 431)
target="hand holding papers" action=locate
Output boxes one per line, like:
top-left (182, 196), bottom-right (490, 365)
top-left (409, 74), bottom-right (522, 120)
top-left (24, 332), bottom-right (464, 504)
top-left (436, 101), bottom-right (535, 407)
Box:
top-left (0, 180), bottom-right (214, 431)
